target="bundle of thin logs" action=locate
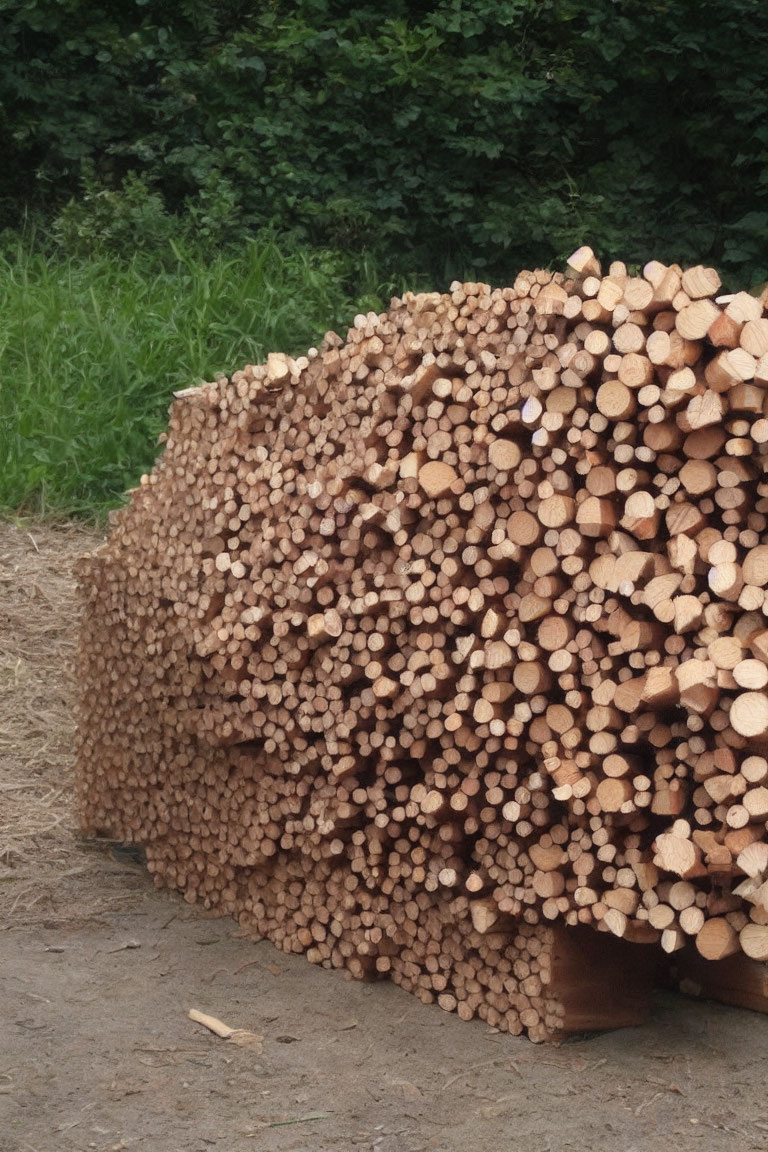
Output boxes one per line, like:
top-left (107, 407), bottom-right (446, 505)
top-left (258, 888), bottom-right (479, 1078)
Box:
top-left (77, 248), bottom-right (768, 1042)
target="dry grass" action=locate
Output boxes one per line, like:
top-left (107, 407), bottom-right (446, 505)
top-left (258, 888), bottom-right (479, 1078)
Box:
top-left (0, 519), bottom-right (150, 922)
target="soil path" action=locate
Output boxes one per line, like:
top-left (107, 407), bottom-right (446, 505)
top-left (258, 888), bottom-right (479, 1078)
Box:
top-left (2, 521), bottom-right (767, 1152)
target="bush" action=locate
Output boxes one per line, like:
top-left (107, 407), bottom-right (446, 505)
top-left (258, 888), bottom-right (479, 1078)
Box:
top-left (2, 2), bottom-right (767, 282)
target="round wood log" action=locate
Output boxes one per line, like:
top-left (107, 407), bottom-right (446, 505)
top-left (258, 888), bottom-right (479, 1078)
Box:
top-left (730, 692), bottom-right (768, 738)
top-left (695, 917), bottom-right (740, 960)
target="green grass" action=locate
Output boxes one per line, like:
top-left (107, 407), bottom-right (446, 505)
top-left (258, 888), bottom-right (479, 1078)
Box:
top-left (0, 236), bottom-right (407, 520)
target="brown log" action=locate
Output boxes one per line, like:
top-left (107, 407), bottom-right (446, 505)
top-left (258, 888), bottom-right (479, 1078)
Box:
top-left (695, 917), bottom-right (740, 960)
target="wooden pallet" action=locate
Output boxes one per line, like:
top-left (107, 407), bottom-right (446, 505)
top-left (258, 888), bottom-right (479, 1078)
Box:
top-left (557, 932), bottom-right (768, 1028)
top-left (550, 926), bottom-right (658, 1035)
top-left (672, 945), bottom-right (768, 1016)
top-left (548, 929), bottom-right (768, 1035)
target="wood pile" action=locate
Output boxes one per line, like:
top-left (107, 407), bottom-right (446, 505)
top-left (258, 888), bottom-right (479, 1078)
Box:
top-left (77, 248), bottom-right (768, 1040)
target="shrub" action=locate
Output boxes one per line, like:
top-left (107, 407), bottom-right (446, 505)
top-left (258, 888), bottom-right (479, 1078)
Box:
top-left (1, 2), bottom-right (767, 281)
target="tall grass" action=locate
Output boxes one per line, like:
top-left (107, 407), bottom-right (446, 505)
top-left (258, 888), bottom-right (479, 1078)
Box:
top-left (0, 236), bottom-right (407, 520)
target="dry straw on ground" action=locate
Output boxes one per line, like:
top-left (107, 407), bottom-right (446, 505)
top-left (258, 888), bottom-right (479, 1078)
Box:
top-left (0, 520), bottom-right (148, 922)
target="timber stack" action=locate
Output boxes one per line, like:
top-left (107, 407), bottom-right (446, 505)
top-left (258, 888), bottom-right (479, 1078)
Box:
top-left (76, 248), bottom-right (768, 1041)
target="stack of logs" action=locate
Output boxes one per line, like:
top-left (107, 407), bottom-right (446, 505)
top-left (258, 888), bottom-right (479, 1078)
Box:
top-left (77, 248), bottom-right (768, 1041)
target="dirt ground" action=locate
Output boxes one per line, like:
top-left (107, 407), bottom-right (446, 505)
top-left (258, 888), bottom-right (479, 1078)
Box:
top-left (2, 519), bottom-right (768, 1152)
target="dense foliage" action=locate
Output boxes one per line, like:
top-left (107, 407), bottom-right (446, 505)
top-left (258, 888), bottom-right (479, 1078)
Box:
top-left (2, 0), bottom-right (767, 282)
